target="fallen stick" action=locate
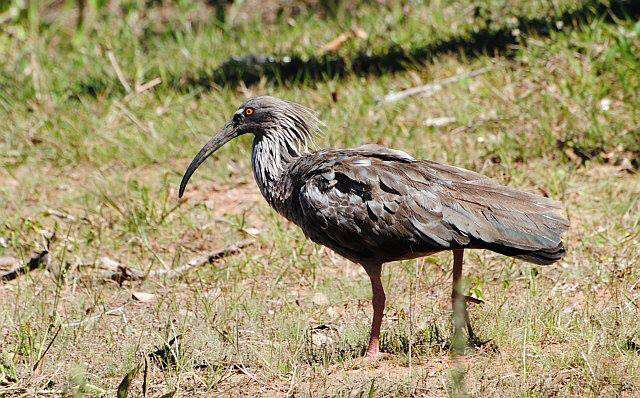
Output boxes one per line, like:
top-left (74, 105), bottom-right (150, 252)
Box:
top-left (63, 302), bottom-right (129, 328)
top-left (97, 256), bottom-right (144, 285)
top-left (94, 239), bottom-right (254, 284)
top-left (115, 101), bottom-right (155, 136)
top-left (1, 250), bottom-right (50, 282)
top-left (124, 77), bottom-right (162, 102)
top-left (379, 65), bottom-right (495, 103)
top-left (319, 27), bottom-right (367, 54)
top-left (450, 115), bottom-right (511, 134)
top-left (32, 325), bottom-right (62, 372)
top-left (107, 50), bottom-right (132, 93)
top-left (134, 77), bottom-right (162, 95)
top-left (0, 387), bottom-right (63, 396)
top-left (151, 239), bottom-right (254, 279)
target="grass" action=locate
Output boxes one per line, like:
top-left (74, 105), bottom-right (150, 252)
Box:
top-left (1, 0), bottom-right (639, 396)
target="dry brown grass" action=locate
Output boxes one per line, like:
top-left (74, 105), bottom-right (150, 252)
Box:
top-left (1, 161), bottom-right (638, 397)
top-left (1, 1), bottom-right (639, 396)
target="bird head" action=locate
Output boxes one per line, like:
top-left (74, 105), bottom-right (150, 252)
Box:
top-left (179, 96), bottom-right (320, 198)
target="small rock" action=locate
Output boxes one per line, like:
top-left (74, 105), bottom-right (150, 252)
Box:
top-left (313, 292), bottom-right (329, 306)
top-left (312, 332), bottom-right (334, 347)
top-left (132, 291), bottom-right (155, 302)
top-left (619, 157), bottom-right (634, 173)
top-left (44, 208), bottom-right (76, 221)
top-left (0, 256), bottom-right (19, 270)
top-left (423, 117), bottom-right (455, 127)
top-left (98, 257), bottom-right (120, 271)
top-left (599, 98), bottom-right (612, 111)
top-left (242, 227), bottom-right (261, 236)
top-left (99, 257), bottom-right (143, 283)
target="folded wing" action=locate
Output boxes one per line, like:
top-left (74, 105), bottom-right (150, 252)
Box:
top-left (288, 147), bottom-right (569, 265)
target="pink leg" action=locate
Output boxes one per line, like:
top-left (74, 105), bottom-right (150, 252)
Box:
top-left (364, 263), bottom-right (385, 358)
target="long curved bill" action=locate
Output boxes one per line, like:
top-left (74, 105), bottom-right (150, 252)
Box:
top-left (179, 122), bottom-right (236, 198)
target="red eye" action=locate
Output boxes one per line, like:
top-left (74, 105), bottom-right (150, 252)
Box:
top-left (244, 107), bottom-right (254, 116)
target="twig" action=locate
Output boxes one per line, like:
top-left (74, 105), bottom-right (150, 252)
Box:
top-left (151, 239), bottom-right (254, 279)
top-left (379, 65), bottom-right (495, 103)
top-left (450, 116), bottom-right (514, 134)
top-left (1, 250), bottom-right (50, 282)
top-left (115, 101), bottom-right (155, 136)
top-left (44, 208), bottom-right (77, 221)
top-left (142, 357), bottom-right (148, 398)
top-left (234, 363), bottom-right (260, 384)
top-left (107, 51), bottom-right (132, 93)
top-left (319, 27), bottom-right (367, 54)
top-left (96, 256), bottom-right (144, 285)
top-left (0, 386), bottom-right (63, 395)
top-left (157, 197), bottom-right (187, 225)
top-left (63, 302), bottom-right (129, 328)
top-left (136, 77), bottom-right (162, 93)
top-left (124, 77), bottom-right (162, 102)
top-left (32, 325), bottom-right (62, 372)
top-left (97, 239), bottom-right (252, 283)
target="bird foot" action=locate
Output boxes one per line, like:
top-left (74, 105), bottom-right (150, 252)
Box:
top-left (466, 334), bottom-right (494, 350)
top-left (464, 295), bottom-right (484, 305)
top-left (441, 332), bottom-right (496, 352)
top-left (365, 348), bottom-right (379, 358)
top-left (365, 338), bottom-right (381, 358)
top-left (348, 352), bottom-right (393, 369)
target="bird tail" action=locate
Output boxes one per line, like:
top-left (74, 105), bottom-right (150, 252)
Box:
top-left (489, 241), bottom-right (567, 265)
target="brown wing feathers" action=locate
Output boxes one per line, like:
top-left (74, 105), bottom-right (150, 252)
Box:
top-left (292, 149), bottom-right (568, 265)
top-left (407, 160), bottom-right (569, 264)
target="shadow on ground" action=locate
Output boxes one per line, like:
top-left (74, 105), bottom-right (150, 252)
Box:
top-left (303, 324), bottom-right (453, 365)
top-left (174, 0), bottom-right (639, 89)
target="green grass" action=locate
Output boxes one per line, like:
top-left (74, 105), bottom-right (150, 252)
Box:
top-left (1, 0), bottom-right (639, 396)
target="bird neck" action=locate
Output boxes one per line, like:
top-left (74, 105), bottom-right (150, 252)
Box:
top-left (251, 133), bottom-right (307, 208)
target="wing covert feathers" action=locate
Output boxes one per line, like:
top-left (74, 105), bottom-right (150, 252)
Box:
top-left (287, 149), bottom-right (569, 265)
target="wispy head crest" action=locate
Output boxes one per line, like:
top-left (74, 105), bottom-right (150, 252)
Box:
top-left (243, 96), bottom-right (324, 152)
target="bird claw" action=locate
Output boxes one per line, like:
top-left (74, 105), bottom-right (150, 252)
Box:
top-left (349, 352), bottom-right (393, 369)
top-left (441, 332), bottom-right (496, 352)
top-left (464, 295), bottom-right (484, 305)
top-left (466, 335), bottom-right (494, 349)
top-left (343, 352), bottom-right (394, 370)
top-left (365, 348), bottom-right (379, 358)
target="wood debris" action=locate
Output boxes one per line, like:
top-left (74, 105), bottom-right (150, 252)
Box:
top-left (379, 65), bottom-right (494, 103)
top-left (149, 336), bottom-right (181, 369)
top-left (107, 50), bottom-right (132, 93)
top-left (0, 256), bottom-right (19, 270)
top-left (63, 302), bottom-right (129, 328)
top-left (150, 239), bottom-right (254, 279)
top-left (44, 208), bottom-right (76, 221)
top-left (1, 250), bottom-right (50, 283)
top-left (132, 291), bottom-right (155, 303)
top-left (320, 27), bottom-right (368, 53)
top-left (423, 116), bottom-right (456, 127)
top-left (98, 256), bottom-right (144, 284)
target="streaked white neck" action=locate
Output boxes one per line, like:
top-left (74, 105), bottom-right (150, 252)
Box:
top-left (251, 133), bottom-right (306, 209)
